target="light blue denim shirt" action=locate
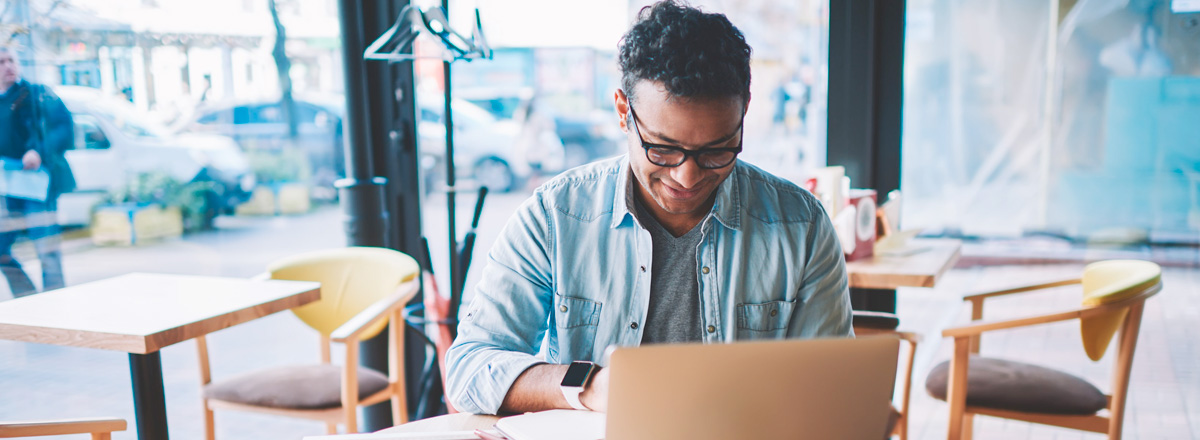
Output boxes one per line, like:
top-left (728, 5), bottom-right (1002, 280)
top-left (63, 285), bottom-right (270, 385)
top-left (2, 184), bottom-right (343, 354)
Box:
top-left (446, 155), bottom-right (853, 414)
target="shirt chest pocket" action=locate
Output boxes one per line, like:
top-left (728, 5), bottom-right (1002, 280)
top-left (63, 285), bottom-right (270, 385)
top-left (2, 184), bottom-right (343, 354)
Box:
top-left (555, 294), bottom-right (602, 329)
top-left (736, 299), bottom-right (797, 339)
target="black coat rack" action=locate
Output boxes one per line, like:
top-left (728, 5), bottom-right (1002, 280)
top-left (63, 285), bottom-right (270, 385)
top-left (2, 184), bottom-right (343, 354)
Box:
top-left (364, 3), bottom-right (492, 338)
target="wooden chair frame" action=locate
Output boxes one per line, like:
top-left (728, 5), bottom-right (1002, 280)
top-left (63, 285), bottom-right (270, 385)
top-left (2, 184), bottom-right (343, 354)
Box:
top-left (855, 326), bottom-right (920, 440)
top-left (939, 278), bottom-right (1161, 440)
top-left (0, 418), bottom-right (126, 439)
top-left (197, 278), bottom-right (420, 438)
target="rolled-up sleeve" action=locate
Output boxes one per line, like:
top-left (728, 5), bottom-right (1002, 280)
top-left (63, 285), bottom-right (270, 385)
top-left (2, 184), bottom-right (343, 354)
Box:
top-left (789, 207), bottom-right (853, 338)
top-left (445, 192), bottom-right (556, 414)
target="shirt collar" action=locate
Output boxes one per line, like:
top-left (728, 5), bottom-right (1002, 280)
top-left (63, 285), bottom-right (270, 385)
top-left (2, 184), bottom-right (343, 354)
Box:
top-left (609, 156), bottom-right (743, 231)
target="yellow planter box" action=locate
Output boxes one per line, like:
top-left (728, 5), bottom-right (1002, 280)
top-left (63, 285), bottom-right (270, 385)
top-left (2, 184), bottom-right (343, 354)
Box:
top-left (277, 184), bottom-right (311, 214)
top-left (236, 183), bottom-right (310, 216)
top-left (91, 205), bottom-right (183, 246)
top-left (236, 187), bottom-right (277, 216)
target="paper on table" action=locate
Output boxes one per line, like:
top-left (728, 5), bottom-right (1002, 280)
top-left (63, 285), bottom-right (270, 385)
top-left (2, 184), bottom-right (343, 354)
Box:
top-left (874, 229), bottom-right (926, 256)
top-left (494, 410), bottom-right (605, 440)
top-left (301, 430), bottom-right (484, 440)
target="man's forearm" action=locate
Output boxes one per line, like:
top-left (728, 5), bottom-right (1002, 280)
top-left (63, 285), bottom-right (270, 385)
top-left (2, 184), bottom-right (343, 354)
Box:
top-left (500, 364), bottom-right (571, 413)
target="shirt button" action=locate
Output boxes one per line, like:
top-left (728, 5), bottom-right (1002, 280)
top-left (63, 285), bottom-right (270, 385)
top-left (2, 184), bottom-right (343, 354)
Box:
top-left (640, 266), bottom-right (646, 273)
top-left (630, 322), bottom-right (639, 330)
top-left (707, 325), bottom-right (716, 333)
top-left (770, 309), bottom-right (778, 317)
top-left (701, 266), bottom-right (710, 274)
top-left (559, 305), bottom-right (568, 312)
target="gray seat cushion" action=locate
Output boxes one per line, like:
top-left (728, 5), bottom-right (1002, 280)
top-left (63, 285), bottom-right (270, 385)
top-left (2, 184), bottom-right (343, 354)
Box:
top-left (925, 356), bottom-right (1107, 415)
top-left (205, 364), bottom-right (390, 410)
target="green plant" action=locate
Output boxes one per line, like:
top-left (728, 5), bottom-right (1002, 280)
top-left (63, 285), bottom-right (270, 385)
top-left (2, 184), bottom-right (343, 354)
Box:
top-left (102, 173), bottom-right (179, 206)
top-left (247, 148), bottom-right (312, 184)
top-left (174, 180), bottom-right (221, 231)
top-left (99, 173), bottom-right (221, 233)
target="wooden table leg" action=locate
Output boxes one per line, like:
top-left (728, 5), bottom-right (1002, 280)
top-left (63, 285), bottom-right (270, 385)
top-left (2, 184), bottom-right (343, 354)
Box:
top-left (129, 352), bottom-right (169, 440)
top-left (850, 287), bottom-right (897, 314)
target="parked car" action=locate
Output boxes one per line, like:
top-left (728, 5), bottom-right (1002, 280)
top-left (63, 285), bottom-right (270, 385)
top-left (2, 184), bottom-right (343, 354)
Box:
top-left (456, 87), bottom-right (622, 170)
top-left (53, 86), bottom-right (256, 226)
top-left (176, 96), bottom-right (345, 198)
top-left (179, 92), bottom-right (562, 194)
top-left (418, 94), bottom-right (565, 193)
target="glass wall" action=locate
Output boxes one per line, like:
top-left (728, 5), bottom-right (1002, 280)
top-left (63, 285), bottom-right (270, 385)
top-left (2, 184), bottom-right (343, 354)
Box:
top-left (902, 0), bottom-right (1200, 242)
top-left (0, 0), bottom-right (832, 437)
top-left (415, 0), bottom-right (832, 296)
top-left (0, 0), bottom-right (354, 438)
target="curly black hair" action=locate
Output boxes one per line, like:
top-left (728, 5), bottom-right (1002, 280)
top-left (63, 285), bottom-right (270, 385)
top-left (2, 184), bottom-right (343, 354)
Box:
top-left (617, 0), bottom-right (752, 105)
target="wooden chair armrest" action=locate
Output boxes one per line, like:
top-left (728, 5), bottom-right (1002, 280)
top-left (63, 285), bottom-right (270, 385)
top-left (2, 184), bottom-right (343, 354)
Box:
top-left (0, 418), bottom-right (126, 437)
top-left (946, 283), bottom-right (1158, 339)
top-left (961, 278), bottom-right (1081, 302)
top-left (895, 330), bottom-right (922, 345)
top-left (943, 308), bottom-right (1088, 339)
top-left (330, 279), bottom-right (420, 343)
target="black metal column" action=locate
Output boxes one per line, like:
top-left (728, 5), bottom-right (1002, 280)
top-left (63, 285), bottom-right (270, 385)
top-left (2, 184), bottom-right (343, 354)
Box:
top-left (129, 352), bottom-right (169, 440)
top-left (828, 0), bottom-right (905, 196)
top-left (337, 0), bottom-right (426, 429)
top-left (828, 0), bottom-right (906, 313)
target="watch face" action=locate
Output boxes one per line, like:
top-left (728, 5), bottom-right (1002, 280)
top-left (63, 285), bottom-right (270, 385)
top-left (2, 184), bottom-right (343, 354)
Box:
top-left (561, 362), bottom-right (595, 387)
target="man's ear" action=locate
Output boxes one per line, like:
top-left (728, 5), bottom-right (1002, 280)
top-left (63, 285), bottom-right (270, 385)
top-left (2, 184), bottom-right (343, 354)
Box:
top-left (614, 89), bottom-right (629, 133)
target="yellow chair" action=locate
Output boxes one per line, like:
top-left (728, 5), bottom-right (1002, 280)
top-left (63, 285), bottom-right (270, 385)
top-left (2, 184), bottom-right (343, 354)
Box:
top-left (925, 260), bottom-right (1162, 440)
top-left (0, 418), bottom-right (126, 439)
top-left (197, 247), bottom-right (420, 438)
top-left (853, 310), bottom-right (920, 440)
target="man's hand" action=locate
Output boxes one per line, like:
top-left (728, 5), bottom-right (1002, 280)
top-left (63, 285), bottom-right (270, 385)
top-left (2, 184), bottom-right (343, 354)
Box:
top-left (22, 150), bottom-right (41, 170)
top-left (579, 366), bottom-right (610, 412)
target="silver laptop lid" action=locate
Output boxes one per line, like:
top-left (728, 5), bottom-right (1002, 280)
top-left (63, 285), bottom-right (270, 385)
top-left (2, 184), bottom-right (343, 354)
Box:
top-left (605, 336), bottom-right (899, 440)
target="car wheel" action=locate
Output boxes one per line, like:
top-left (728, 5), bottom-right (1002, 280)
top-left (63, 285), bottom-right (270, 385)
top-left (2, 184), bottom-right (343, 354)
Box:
top-left (473, 157), bottom-right (515, 192)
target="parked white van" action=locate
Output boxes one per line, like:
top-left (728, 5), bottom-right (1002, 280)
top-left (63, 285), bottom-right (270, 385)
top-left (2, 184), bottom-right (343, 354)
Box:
top-left (52, 86), bottom-right (255, 226)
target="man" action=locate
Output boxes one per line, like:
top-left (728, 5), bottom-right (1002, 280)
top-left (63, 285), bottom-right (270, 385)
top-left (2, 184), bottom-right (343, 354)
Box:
top-left (446, 1), bottom-right (850, 415)
top-left (0, 46), bottom-right (76, 298)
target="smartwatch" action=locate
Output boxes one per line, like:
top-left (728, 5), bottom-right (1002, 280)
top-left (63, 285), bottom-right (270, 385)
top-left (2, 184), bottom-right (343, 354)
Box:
top-left (559, 361), bottom-right (598, 411)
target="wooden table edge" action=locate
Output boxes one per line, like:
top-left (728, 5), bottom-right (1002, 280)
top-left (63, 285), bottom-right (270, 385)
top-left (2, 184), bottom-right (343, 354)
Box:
top-left (143, 285), bottom-right (321, 353)
top-left (0, 323), bottom-right (150, 353)
top-left (847, 238), bottom-right (963, 290)
top-left (0, 284), bottom-right (320, 354)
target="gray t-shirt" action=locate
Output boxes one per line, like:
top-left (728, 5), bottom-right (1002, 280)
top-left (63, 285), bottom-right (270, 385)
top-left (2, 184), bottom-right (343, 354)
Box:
top-left (629, 181), bottom-right (705, 344)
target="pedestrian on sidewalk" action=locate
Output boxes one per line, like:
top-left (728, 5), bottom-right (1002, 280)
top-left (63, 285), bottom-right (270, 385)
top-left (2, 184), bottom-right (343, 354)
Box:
top-left (0, 46), bottom-right (77, 298)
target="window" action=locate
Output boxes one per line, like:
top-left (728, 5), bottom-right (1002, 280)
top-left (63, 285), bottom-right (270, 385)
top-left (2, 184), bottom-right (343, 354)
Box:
top-left (902, 0), bottom-right (1200, 241)
top-left (72, 115), bottom-right (110, 150)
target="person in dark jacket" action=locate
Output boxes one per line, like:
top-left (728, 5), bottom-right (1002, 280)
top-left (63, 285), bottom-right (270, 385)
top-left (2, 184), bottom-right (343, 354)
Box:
top-left (0, 46), bottom-right (76, 298)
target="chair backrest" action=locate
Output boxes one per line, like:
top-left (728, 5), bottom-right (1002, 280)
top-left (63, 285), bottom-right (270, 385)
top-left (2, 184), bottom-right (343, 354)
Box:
top-left (268, 247), bottom-right (420, 338)
top-left (1079, 260), bottom-right (1162, 361)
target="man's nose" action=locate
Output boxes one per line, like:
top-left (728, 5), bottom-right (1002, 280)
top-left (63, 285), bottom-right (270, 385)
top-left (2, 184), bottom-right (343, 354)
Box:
top-left (670, 158), bottom-right (705, 189)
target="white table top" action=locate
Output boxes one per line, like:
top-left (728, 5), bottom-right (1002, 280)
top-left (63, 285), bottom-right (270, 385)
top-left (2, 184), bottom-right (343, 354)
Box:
top-left (0, 272), bottom-right (320, 354)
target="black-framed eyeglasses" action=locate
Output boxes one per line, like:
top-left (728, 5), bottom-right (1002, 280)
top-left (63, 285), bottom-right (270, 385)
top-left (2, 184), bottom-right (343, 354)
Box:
top-left (627, 103), bottom-right (744, 169)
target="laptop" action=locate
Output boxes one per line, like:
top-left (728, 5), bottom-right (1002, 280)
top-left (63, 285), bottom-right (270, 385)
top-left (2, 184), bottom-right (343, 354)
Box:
top-left (604, 336), bottom-right (900, 440)
top-left (302, 336), bottom-right (900, 440)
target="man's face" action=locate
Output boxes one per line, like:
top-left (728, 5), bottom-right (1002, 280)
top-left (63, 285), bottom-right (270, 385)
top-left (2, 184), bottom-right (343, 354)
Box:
top-left (616, 81), bottom-right (746, 221)
top-left (0, 51), bottom-right (19, 89)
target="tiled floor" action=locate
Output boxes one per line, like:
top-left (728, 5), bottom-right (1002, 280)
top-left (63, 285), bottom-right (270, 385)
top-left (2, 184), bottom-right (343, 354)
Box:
top-left (897, 264), bottom-right (1198, 440)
